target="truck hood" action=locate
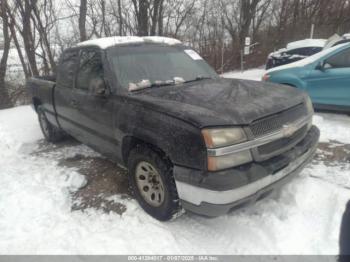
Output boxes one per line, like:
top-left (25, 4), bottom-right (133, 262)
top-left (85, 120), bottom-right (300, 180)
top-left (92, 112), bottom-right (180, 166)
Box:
top-left (127, 78), bottom-right (306, 127)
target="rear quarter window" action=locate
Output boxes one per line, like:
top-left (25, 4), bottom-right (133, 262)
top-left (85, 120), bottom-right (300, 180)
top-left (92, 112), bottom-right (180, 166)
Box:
top-left (57, 50), bottom-right (79, 88)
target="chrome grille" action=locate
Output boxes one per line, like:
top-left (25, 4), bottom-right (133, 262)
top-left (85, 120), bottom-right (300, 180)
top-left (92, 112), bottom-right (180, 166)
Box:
top-left (248, 103), bottom-right (309, 162)
top-left (257, 125), bottom-right (308, 157)
top-left (250, 103), bottom-right (308, 138)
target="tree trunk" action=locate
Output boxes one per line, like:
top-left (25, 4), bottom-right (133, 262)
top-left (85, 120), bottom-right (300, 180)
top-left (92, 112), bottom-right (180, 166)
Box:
top-left (0, 0), bottom-right (13, 109)
top-left (158, 0), bottom-right (164, 35)
top-left (8, 17), bottom-right (29, 79)
top-left (150, 0), bottom-right (161, 35)
top-left (133, 0), bottom-right (149, 36)
top-left (21, 0), bottom-right (39, 77)
top-left (79, 0), bottom-right (87, 41)
top-left (117, 0), bottom-right (123, 35)
top-left (32, 3), bottom-right (57, 73)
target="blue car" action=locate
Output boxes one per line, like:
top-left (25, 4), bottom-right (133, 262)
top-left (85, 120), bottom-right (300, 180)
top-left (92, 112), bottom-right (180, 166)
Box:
top-left (263, 43), bottom-right (350, 112)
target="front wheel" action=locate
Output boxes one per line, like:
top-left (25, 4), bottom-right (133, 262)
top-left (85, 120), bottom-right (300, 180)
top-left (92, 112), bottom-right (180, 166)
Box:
top-left (37, 106), bottom-right (65, 143)
top-left (128, 145), bottom-right (182, 221)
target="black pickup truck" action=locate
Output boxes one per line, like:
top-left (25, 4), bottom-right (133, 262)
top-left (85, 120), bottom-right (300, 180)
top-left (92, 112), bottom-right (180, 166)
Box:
top-left (28, 36), bottom-right (320, 221)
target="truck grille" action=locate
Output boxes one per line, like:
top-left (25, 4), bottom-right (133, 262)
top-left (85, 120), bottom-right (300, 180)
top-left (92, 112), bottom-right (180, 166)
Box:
top-left (257, 125), bottom-right (308, 157)
top-left (248, 103), bottom-right (309, 161)
top-left (249, 103), bottom-right (308, 138)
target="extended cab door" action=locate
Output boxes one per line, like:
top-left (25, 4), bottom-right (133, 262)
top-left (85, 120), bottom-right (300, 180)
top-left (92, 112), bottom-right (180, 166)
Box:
top-left (305, 47), bottom-right (350, 108)
top-left (70, 48), bottom-right (118, 157)
top-left (55, 49), bottom-right (79, 135)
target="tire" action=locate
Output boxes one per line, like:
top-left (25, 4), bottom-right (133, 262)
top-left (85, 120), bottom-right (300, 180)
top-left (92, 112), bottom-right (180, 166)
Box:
top-left (128, 145), bottom-right (182, 221)
top-left (37, 106), bottom-right (65, 143)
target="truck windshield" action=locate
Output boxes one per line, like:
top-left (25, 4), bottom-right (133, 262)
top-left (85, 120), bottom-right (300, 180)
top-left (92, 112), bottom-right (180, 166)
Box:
top-left (107, 45), bottom-right (218, 90)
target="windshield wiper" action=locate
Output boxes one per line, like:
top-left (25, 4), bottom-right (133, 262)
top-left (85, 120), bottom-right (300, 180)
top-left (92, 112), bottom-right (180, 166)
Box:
top-left (150, 80), bottom-right (175, 88)
top-left (185, 76), bottom-right (213, 84)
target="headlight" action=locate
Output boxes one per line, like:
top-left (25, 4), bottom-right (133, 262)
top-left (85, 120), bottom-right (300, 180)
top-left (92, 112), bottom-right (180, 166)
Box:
top-left (208, 150), bottom-right (253, 171)
top-left (202, 127), bottom-right (252, 171)
top-left (202, 127), bottom-right (247, 148)
top-left (262, 74), bottom-right (270, 81)
top-left (305, 96), bottom-right (314, 115)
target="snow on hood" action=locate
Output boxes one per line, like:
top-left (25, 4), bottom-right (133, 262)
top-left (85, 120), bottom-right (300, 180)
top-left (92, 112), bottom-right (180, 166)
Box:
top-left (76, 36), bottom-right (182, 49)
top-left (267, 43), bottom-right (350, 73)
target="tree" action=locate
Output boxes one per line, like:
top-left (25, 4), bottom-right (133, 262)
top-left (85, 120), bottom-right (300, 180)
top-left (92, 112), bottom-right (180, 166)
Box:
top-left (79, 0), bottom-right (87, 41)
top-left (0, 0), bottom-right (13, 109)
top-left (14, 0), bottom-right (39, 76)
top-left (132, 0), bottom-right (150, 36)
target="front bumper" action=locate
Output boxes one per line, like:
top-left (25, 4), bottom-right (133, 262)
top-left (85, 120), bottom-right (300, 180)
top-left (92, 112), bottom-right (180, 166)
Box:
top-left (174, 126), bottom-right (320, 217)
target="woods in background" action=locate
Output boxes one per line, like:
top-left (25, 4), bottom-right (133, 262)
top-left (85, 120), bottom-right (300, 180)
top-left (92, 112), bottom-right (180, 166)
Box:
top-left (0, 0), bottom-right (350, 109)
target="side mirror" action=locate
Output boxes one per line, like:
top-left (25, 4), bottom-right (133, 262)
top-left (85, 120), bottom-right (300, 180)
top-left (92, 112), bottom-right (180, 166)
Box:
top-left (90, 77), bottom-right (109, 97)
top-left (315, 61), bottom-right (325, 71)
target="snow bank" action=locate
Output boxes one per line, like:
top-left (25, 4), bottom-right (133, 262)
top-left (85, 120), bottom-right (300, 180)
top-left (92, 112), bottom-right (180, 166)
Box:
top-left (313, 113), bottom-right (350, 144)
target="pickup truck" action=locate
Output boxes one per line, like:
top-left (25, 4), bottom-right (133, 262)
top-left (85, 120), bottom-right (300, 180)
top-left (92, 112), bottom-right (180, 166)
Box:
top-left (28, 36), bottom-right (320, 221)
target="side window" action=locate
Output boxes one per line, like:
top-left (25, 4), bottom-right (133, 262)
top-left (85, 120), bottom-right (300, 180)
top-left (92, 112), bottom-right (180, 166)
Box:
top-left (325, 48), bottom-right (350, 69)
top-left (57, 50), bottom-right (79, 88)
top-left (76, 50), bottom-right (103, 91)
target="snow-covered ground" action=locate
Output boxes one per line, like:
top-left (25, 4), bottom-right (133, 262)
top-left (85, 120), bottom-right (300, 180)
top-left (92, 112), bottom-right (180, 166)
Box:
top-left (0, 69), bottom-right (349, 254)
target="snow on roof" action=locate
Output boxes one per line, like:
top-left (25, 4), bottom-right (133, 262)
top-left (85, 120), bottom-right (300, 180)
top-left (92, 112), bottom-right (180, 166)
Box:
top-left (268, 39), bottom-right (327, 57)
top-left (76, 36), bottom-right (182, 49)
top-left (267, 43), bottom-right (350, 73)
top-left (343, 33), bottom-right (350, 39)
top-left (286, 39), bottom-right (326, 50)
top-left (143, 36), bottom-right (182, 45)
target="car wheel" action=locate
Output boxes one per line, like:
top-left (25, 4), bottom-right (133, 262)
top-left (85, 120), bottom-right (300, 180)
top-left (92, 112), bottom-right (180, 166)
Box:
top-left (128, 145), bottom-right (182, 221)
top-left (37, 106), bottom-right (65, 143)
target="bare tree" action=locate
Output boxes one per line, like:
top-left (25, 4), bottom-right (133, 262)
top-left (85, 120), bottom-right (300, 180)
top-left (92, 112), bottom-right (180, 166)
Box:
top-left (14, 0), bottom-right (39, 76)
top-left (32, 0), bottom-right (57, 73)
top-left (7, 5), bottom-right (29, 78)
top-left (0, 0), bottom-right (13, 109)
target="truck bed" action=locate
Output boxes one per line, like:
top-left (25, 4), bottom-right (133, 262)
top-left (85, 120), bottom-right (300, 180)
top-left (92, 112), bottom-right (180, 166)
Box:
top-left (27, 76), bottom-right (57, 125)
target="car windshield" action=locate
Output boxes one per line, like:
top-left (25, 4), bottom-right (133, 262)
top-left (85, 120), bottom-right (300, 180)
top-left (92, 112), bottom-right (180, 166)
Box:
top-left (107, 45), bottom-right (218, 91)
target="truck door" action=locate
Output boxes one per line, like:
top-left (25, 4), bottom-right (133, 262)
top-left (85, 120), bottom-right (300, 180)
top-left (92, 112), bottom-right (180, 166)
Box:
top-left (70, 48), bottom-right (117, 158)
top-left (55, 49), bottom-right (79, 136)
top-left (305, 47), bottom-right (350, 108)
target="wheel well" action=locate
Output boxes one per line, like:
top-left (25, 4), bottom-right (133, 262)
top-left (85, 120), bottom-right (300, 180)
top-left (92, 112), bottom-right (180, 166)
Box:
top-left (122, 136), bottom-right (171, 167)
top-left (32, 97), bottom-right (42, 112)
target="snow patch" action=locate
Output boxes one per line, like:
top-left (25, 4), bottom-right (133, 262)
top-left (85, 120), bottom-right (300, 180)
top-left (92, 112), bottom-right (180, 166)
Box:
top-left (313, 113), bottom-right (350, 144)
top-left (221, 68), bottom-right (265, 81)
top-left (143, 36), bottom-right (182, 46)
top-left (76, 36), bottom-right (182, 49)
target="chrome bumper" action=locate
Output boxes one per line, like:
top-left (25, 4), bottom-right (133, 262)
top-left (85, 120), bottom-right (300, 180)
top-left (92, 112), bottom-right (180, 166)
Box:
top-left (176, 145), bottom-right (316, 207)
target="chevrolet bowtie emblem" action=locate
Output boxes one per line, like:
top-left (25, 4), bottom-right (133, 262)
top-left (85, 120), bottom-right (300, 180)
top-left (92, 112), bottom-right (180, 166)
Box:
top-left (282, 124), bottom-right (298, 137)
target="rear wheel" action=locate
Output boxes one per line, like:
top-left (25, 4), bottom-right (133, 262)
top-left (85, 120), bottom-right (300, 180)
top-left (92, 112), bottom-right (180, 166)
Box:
top-left (37, 106), bottom-right (65, 143)
top-left (128, 145), bottom-right (182, 221)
